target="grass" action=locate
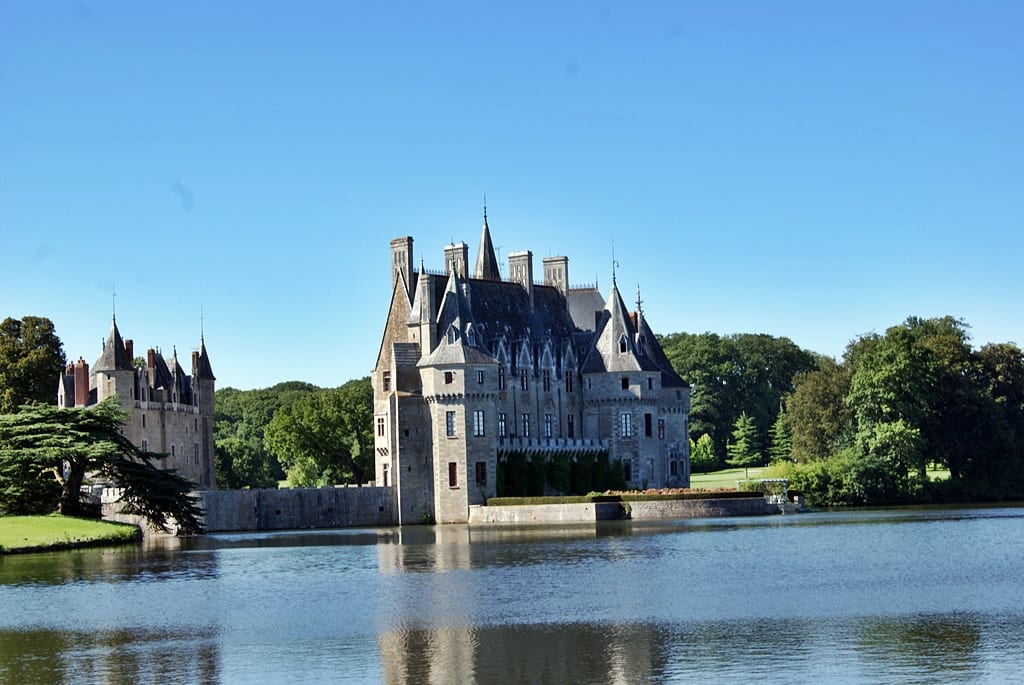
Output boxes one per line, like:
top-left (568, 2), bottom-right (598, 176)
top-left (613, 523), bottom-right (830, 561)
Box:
top-left (0, 515), bottom-right (140, 554)
top-left (689, 466), bottom-right (770, 490)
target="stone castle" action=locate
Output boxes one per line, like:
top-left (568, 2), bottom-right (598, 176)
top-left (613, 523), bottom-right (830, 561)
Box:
top-left (57, 317), bottom-right (216, 489)
top-left (373, 210), bottom-right (691, 524)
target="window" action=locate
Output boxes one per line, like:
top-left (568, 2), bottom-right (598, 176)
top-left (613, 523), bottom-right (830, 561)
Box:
top-left (544, 413), bottom-right (553, 438)
top-left (670, 460), bottom-right (678, 476)
top-left (446, 411), bottom-right (456, 437)
top-left (644, 413), bottom-right (653, 437)
top-left (194, 418), bottom-right (198, 431)
top-left (447, 327), bottom-right (457, 344)
top-left (444, 371), bottom-right (454, 384)
top-left (498, 412), bottom-right (507, 437)
top-left (587, 378), bottom-right (593, 390)
top-left (194, 443), bottom-right (199, 464)
top-left (619, 336), bottom-right (628, 353)
top-left (658, 419), bottom-right (665, 440)
top-left (383, 371), bottom-right (391, 391)
top-left (520, 368), bottom-right (529, 391)
top-left (567, 414), bottom-right (575, 439)
top-left (521, 413), bottom-right (531, 438)
top-left (623, 459), bottom-right (632, 482)
top-left (621, 377), bottom-right (629, 390)
top-left (142, 414), bottom-right (146, 428)
top-left (498, 366), bottom-right (506, 390)
top-left (476, 369), bottom-right (484, 384)
top-left (565, 371), bottom-right (573, 393)
top-left (475, 461), bottom-right (487, 486)
top-left (620, 413), bottom-right (632, 437)
top-left (171, 445), bottom-right (176, 456)
top-left (647, 377), bottom-right (653, 390)
top-left (448, 462), bottom-right (458, 487)
top-left (377, 416), bottom-right (386, 437)
top-left (141, 439), bottom-right (148, 452)
top-left (473, 410), bottom-right (485, 436)
top-left (542, 369), bottom-right (551, 391)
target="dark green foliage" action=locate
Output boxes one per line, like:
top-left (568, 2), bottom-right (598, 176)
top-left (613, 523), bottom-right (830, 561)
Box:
top-left (780, 316), bottom-right (1024, 507)
top-left (658, 332), bottom-right (816, 457)
top-left (0, 399), bottom-right (204, 533)
top-left (497, 449), bottom-right (616, 497)
top-left (263, 378), bottom-right (373, 487)
top-left (0, 316), bottom-right (67, 414)
top-left (214, 382), bottom-right (321, 488)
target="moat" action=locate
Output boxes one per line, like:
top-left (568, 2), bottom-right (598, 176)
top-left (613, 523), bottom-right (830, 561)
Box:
top-left (3, 506), bottom-right (1024, 683)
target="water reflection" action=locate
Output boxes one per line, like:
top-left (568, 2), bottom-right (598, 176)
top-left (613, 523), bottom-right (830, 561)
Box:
top-left (1, 506), bottom-right (1023, 684)
top-left (0, 627), bottom-right (219, 684)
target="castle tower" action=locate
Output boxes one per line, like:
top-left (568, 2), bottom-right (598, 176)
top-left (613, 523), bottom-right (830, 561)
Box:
top-left (543, 256), bottom-right (569, 296)
top-left (93, 317), bottom-right (135, 409)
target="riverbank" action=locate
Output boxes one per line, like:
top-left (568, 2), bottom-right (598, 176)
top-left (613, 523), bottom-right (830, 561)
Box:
top-left (0, 515), bottom-right (140, 554)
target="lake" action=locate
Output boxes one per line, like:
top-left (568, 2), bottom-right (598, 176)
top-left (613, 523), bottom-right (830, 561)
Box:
top-left (2, 505), bottom-right (1024, 684)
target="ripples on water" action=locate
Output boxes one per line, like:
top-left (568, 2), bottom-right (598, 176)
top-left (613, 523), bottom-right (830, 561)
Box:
top-left (2, 506), bottom-right (1024, 683)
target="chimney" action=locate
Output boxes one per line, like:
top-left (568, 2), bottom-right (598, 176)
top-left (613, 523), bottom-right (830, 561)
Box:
top-left (390, 236), bottom-right (414, 298)
top-left (509, 250), bottom-right (534, 307)
top-left (125, 339), bottom-right (134, 364)
top-left (191, 350), bottom-right (200, 373)
top-left (444, 242), bottom-right (469, 279)
top-left (543, 256), bottom-right (569, 296)
top-left (74, 358), bottom-right (89, 407)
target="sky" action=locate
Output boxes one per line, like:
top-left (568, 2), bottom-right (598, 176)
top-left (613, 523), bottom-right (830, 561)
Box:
top-left (2, 1), bottom-right (1022, 390)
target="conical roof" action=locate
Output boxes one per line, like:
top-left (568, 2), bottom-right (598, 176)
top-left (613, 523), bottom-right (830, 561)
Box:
top-left (473, 208), bottom-right (501, 280)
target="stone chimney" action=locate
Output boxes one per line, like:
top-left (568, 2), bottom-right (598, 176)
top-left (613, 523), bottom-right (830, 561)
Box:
top-left (74, 358), bottom-right (89, 407)
top-left (390, 236), bottom-right (414, 298)
top-left (509, 250), bottom-right (534, 307)
top-left (444, 242), bottom-right (469, 279)
top-left (125, 339), bottom-right (134, 364)
top-left (543, 256), bottom-right (569, 296)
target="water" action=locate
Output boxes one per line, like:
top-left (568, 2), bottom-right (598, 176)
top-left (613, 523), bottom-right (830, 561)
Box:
top-left (3, 506), bottom-right (1024, 684)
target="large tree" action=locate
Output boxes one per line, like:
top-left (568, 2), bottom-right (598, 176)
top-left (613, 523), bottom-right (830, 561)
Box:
top-left (264, 378), bottom-right (373, 487)
top-left (0, 398), bottom-right (204, 533)
top-left (0, 316), bottom-right (67, 413)
top-left (786, 357), bottom-right (853, 462)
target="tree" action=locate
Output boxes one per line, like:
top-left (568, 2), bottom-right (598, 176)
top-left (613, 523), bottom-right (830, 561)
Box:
top-left (0, 316), bottom-right (67, 413)
top-left (659, 332), bottom-right (815, 460)
top-left (768, 405), bottom-right (792, 464)
top-left (786, 357), bottom-right (853, 462)
top-left (689, 433), bottom-right (717, 473)
top-left (726, 411), bottom-right (761, 478)
top-left (214, 381), bottom-right (321, 488)
top-left (264, 378), bottom-right (373, 487)
top-left (0, 398), bottom-right (204, 533)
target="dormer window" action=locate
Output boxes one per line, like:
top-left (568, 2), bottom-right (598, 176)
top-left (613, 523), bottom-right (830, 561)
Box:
top-left (447, 326), bottom-right (458, 345)
top-left (618, 335), bottom-right (628, 354)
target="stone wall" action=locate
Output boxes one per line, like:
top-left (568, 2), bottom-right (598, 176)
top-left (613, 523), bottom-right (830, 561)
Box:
top-left (469, 496), bottom-right (781, 525)
top-left (199, 487), bottom-right (395, 532)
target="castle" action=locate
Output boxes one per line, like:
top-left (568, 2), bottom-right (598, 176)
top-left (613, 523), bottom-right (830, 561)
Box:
top-left (57, 317), bottom-right (217, 489)
top-left (373, 211), bottom-right (691, 524)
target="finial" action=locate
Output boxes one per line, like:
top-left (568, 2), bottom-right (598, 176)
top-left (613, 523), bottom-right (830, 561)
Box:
top-left (611, 243), bottom-right (619, 287)
top-left (200, 306), bottom-right (205, 343)
top-left (636, 283), bottom-right (644, 316)
top-left (111, 284), bottom-right (117, 323)
top-left (483, 193), bottom-right (488, 221)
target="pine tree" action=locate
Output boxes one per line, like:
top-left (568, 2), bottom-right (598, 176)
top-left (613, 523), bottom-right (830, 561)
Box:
top-left (768, 405), bottom-right (793, 464)
top-left (727, 411), bottom-right (762, 479)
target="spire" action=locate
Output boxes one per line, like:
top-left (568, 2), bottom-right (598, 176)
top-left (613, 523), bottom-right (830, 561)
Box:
top-left (94, 315), bottom-right (132, 371)
top-left (473, 199), bottom-right (501, 280)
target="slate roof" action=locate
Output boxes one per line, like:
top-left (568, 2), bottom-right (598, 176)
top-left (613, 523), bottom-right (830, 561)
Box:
top-left (93, 318), bottom-right (133, 371)
top-left (195, 338), bottom-right (216, 380)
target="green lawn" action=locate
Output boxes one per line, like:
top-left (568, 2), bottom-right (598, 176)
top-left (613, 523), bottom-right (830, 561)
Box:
top-left (0, 515), bottom-right (139, 553)
top-left (689, 466), bottom-right (770, 490)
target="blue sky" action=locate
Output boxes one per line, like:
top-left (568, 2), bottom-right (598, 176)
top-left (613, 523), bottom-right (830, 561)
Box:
top-left (3, 1), bottom-right (1021, 390)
